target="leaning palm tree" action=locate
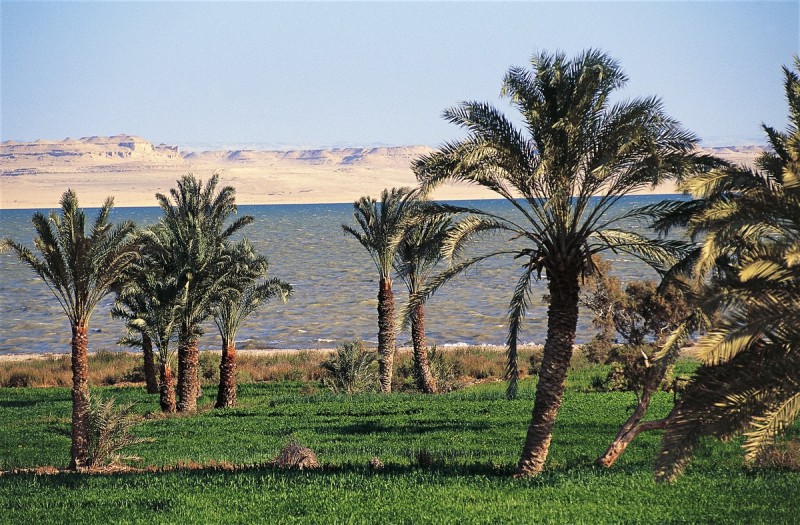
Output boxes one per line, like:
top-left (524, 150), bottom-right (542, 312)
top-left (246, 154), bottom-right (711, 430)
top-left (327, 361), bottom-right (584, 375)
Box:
top-left (343, 187), bottom-right (417, 393)
top-left (151, 173), bottom-right (253, 412)
top-left (1, 190), bottom-right (137, 468)
top-left (413, 50), bottom-right (706, 477)
top-left (212, 239), bottom-right (291, 408)
top-left (394, 212), bottom-right (453, 393)
top-left (653, 58), bottom-right (800, 482)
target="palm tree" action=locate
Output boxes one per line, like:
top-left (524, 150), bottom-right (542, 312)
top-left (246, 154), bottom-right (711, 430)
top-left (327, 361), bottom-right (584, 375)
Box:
top-left (653, 58), bottom-right (800, 482)
top-left (112, 270), bottom-right (161, 395)
top-left (1, 190), bottom-right (137, 468)
top-left (413, 50), bottom-right (705, 477)
top-left (112, 231), bottom-right (188, 413)
top-left (213, 239), bottom-right (291, 408)
top-left (343, 187), bottom-right (417, 393)
top-left (394, 212), bottom-right (453, 393)
top-left (151, 173), bottom-right (253, 412)
top-left (113, 265), bottom-right (185, 413)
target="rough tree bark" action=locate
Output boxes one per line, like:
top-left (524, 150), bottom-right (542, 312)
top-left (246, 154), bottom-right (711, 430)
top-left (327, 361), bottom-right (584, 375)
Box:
top-left (142, 333), bottom-right (159, 394)
top-left (177, 326), bottom-right (200, 412)
top-left (69, 324), bottom-right (91, 470)
top-left (411, 303), bottom-right (437, 394)
top-left (216, 339), bottom-right (237, 408)
top-left (159, 362), bottom-right (176, 413)
top-left (377, 277), bottom-right (396, 394)
top-left (516, 270), bottom-right (580, 477)
top-left (596, 361), bottom-right (674, 467)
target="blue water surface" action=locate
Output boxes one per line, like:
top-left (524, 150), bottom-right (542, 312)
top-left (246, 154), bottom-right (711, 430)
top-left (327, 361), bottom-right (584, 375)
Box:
top-left (0, 196), bottom-right (683, 355)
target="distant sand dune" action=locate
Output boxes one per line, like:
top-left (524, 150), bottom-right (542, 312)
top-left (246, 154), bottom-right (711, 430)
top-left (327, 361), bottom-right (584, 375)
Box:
top-left (0, 135), bottom-right (764, 209)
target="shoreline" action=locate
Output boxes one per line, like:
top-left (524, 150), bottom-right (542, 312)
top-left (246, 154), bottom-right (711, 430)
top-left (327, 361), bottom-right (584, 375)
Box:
top-left (0, 344), bottom-right (521, 363)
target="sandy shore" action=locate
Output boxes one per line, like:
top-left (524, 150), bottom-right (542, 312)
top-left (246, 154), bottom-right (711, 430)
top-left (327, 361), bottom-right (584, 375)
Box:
top-left (0, 344), bottom-right (520, 363)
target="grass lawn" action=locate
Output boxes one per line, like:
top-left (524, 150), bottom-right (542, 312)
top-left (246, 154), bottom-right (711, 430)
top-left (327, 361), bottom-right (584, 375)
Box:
top-left (0, 369), bottom-right (797, 524)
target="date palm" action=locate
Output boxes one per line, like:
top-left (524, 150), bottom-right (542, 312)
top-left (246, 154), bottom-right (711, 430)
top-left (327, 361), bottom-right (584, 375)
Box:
top-left (213, 239), bottom-right (291, 408)
top-left (1, 190), bottom-right (137, 468)
top-left (414, 50), bottom-right (704, 477)
top-left (394, 212), bottom-right (453, 393)
top-left (112, 271), bottom-right (161, 395)
top-left (654, 58), bottom-right (800, 482)
top-left (152, 173), bottom-right (253, 412)
top-left (112, 235), bottom-right (186, 412)
top-left (343, 187), bottom-right (417, 393)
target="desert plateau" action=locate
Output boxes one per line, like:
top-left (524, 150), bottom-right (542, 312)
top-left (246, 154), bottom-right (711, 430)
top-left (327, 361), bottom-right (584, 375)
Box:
top-left (0, 135), bottom-right (764, 209)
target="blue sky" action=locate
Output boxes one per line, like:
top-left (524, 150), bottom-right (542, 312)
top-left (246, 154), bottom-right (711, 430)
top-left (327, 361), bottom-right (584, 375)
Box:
top-left (1, 1), bottom-right (797, 148)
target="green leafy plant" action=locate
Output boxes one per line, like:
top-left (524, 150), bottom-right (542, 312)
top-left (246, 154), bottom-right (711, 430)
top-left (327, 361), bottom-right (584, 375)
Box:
top-left (86, 396), bottom-right (150, 468)
top-left (320, 340), bottom-right (378, 394)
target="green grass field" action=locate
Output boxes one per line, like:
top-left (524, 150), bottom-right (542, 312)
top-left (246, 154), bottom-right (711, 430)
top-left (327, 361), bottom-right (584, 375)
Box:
top-left (0, 368), bottom-right (797, 524)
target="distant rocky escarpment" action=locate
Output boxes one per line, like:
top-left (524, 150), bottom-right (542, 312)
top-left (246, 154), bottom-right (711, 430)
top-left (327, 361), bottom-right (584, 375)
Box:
top-left (0, 135), bottom-right (765, 176)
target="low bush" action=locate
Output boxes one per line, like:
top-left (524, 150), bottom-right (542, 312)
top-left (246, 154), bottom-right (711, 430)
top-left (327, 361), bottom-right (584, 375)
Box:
top-left (320, 340), bottom-right (378, 394)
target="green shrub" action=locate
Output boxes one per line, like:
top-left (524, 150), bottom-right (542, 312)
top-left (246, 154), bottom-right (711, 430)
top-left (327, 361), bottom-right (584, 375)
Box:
top-left (320, 340), bottom-right (378, 394)
top-left (199, 352), bottom-right (221, 383)
top-left (527, 346), bottom-right (545, 375)
top-left (428, 345), bottom-right (457, 392)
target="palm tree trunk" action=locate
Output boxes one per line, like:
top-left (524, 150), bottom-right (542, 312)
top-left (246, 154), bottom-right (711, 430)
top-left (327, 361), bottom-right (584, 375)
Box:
top-left (142, 333), bottom-right (159, 394)
top-left (177, 328), bottom-right (200, 412)
top-left (69, 324), bottom-right (91, 470)
top-left (216, 339), bottom-right (237, 408)
top-left (516, 270), bottom-right (580, 477)
top-left (159, 362), bottom-right (176, 413)
top-left (377, 277), bottom-right (396, 394)
top-left (411, 303), bottom-right (437, 394)
top-left (595, 362), bottom-right (671, 467)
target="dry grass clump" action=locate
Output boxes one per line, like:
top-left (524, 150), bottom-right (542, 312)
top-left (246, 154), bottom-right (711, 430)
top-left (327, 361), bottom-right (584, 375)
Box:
top-left (753, 439), bottom-right (800, 471)
top-left (236, 351), bottom-right (330, 383)
top-left (272, 438), bottom-right (320, 470)
top-left (0, 351), bottom-right (143, 388)
top-left (2, 343), bottom-right (571, 389)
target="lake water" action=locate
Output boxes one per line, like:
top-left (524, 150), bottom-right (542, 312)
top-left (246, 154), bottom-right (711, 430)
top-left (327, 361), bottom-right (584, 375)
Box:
top-left (0, 196), bottom-right (680, 355)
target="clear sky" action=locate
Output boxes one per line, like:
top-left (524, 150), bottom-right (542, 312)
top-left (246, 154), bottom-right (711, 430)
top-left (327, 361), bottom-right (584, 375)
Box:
top-left (1, 1), bottom-right (798, 148)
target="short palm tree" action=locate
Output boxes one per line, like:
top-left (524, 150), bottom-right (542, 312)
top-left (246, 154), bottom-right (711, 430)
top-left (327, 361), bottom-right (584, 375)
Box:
top-left (343, 187), bottom-right (417, 393)
top-left (112, 270), bottom-right (161, 395)
top-left (414, 50), bottom-right (705, 477)
top-left (213, 239), bottom-right (291, 408)
top-left (112, 246), bottom-right (186, 413)
top-left (394, 212), bottom-right (453, 393)
top-left (151, 173), bottom-right (253, 412)
top-left (653, 58), bottom-right (800, 482)
top-left (1, 190), bottom-right (137, 468)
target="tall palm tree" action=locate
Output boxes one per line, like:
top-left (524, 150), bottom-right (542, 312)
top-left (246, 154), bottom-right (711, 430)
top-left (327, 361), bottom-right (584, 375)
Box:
top-left (151, 173), bottom-right (253, 412)
top-left (413, 50), bottom-right (705, 477)
top-left (1, 190), bottom-right (137, 468)
top-left (653, 58), bottom-right (800, 482)
top-left (394, 212), bottom-right (453, 393)
top-left (213, 239), bottom-right (291, 408)
top-left (343, 187), bottom-right (417, 393)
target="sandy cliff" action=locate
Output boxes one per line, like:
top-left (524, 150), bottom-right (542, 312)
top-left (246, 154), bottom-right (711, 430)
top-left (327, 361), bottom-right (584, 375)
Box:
top-left (0, 136), bottom-right (764, 209)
